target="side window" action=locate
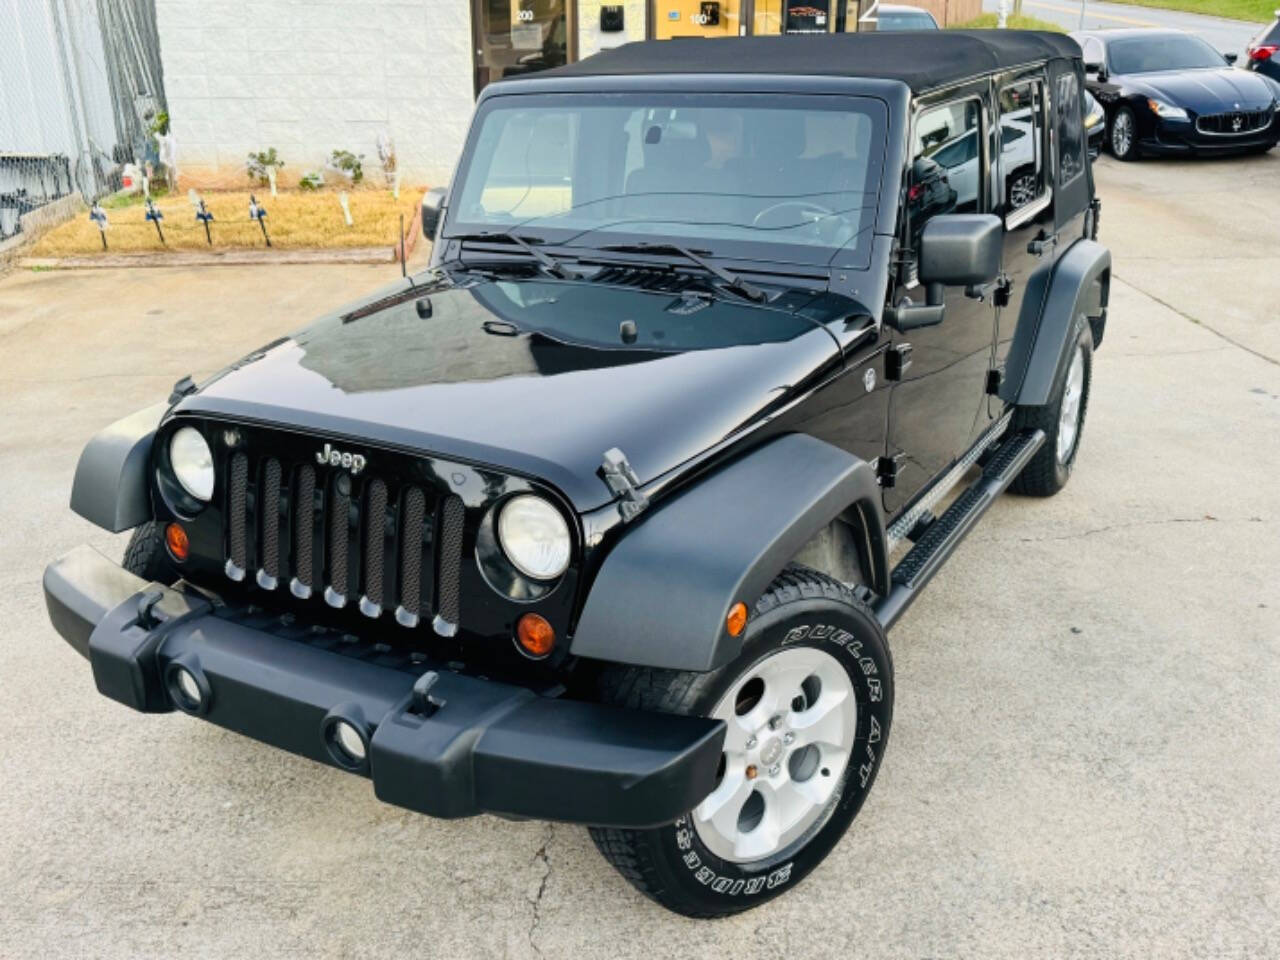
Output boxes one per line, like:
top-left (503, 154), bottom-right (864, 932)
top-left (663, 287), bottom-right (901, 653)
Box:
top-left (1056, 72), bottom-right (1086, 186)
top-left (997, 82), bottom-right (1046, 213)
top-left (908, 99), bottom-right (982, 253)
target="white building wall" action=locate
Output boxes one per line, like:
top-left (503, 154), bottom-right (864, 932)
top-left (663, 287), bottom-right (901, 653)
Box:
top-left (576, 0), bottom-right (647, 57)
top-left (156, 0), bottom-right (475, 188)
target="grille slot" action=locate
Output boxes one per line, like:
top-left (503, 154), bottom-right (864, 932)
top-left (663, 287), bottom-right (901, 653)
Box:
top-left (257, 458), bottom-right (282, 590)
top-left (395, 486), bottom-right (426, 628)
top-left (325, 479), bottom-right (351, 608)
top-left (434, 494), bottom-right (465, 636)
top-left (359, 478), bottom-right (388, 618)
top-left (226, 452), bottom-right (249, 581)
top-left (219, 443), bottom-right (458, 634)
top-left (291, 465), bottom-right (316, 599)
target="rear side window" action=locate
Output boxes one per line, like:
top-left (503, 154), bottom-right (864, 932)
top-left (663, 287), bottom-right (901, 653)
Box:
top-left (1056, 72), bottom-right (1086, 186)
top-left (997, 81), bottom-right (1046, 214)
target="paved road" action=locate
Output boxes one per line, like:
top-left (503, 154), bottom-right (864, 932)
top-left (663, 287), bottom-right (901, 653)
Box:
top-left (2, 151), bottom-right (1279, 958)
top-left (982, 0), bottom-right (1263, 55)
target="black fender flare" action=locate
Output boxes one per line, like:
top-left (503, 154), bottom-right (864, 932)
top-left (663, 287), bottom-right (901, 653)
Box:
top-left (69, 402), bottom-right (166, 533)
top-left (569, 433), bottom-right (887, 673)
top-left (1001, 238), bottom-right (1110, 408)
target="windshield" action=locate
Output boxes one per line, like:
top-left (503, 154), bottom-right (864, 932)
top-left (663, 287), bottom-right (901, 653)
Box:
top-left (1109, 34), bottom-right (1226, 74)
top-left (448, 92), bottom-right (887, 269)
top-left (877, 10), bottom-right (937, 30)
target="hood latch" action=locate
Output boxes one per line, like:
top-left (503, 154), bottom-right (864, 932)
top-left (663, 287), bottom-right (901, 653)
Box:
top-left (600, 448), bottom-right (650, 523)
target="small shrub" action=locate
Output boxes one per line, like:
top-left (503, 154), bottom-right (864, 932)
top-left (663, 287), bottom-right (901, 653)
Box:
top-left (298, 170), bottom-right (325, 190)
top-left (328, 149), bottom-right (364, 184)
top-left (246, 147), bottom-right (284, 186)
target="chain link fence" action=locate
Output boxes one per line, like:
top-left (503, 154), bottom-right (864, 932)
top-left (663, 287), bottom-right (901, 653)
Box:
top-left (1, 0), bottom-right (165, 242)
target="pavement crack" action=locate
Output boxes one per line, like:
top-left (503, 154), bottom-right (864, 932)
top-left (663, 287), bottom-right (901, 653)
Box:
top-left (984, 515), bottom-right (1268, 544)
top-left (1113, 273), bottom-right (1280, 368)
top-left (527, 822), bottom-right (554, 959)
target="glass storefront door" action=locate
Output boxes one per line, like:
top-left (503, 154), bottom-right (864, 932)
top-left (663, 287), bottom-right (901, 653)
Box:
top-left (473, 0), bottom-right (573, 95)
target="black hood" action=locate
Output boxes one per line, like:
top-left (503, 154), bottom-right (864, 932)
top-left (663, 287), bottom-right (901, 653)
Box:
top-left (1127, 67), bottom-right (1277, 113)
top-left (178, 272), bottom-right (845, 511)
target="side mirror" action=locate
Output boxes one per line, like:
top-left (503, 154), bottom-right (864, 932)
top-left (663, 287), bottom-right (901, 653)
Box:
top-left (1085, 61), bottom-right (1107, 82)
top-left (1225, 52), bottom-right (1239, 65)
top-left (919, 214), bottom-right (1003, 287)
top-left (886, 215), bottom-right (1003, 332)
top-left (421, 186), bottom-right (447, 241)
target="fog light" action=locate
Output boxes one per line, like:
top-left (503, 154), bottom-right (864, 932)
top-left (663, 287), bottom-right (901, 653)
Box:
top-left (515, 613), bottom-right (555, 658)
top-left (165, 522), bottom-right (189, 562)
top-left (332, 720), bottom-right (367, 764)
top-left (171, 665), bottom-right (204, 710)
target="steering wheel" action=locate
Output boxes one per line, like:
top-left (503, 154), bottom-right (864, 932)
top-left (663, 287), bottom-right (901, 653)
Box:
top-left (751, 200), bottom-right (839, 240)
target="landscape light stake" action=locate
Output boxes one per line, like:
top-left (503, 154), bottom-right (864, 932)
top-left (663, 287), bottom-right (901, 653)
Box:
top-left (88, 203), bottom-right (108, 250)
top-left (195, 199), bottom-right (214, 245)
top-left (145, 198), bottom-right (165, 244)
top-left (249, 194), bottom-right (272, 247)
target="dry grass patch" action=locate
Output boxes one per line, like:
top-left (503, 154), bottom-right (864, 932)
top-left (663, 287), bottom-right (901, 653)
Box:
top-left (31, 188), bottom-right (424, 256)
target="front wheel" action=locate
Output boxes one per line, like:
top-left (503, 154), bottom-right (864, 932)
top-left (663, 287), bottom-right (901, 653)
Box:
top-left (589, 567), bottom-right (894, 917)
top-left (1110, 106), bottom-right (1140, 161)
top-left (122, 520), bottom-right (181, 584)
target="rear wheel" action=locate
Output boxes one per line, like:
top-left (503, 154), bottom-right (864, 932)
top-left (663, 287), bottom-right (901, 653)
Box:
top-left (589, 567), bottom-right (893, 917)
top-left (1110, 107), bottom-right (1140, 161)
top-left (1010, 314), bottom-right (1093, 497)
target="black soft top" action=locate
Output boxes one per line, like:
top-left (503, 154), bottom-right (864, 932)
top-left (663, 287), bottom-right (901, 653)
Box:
top-left (531, 30), bottom-right (1081, 94)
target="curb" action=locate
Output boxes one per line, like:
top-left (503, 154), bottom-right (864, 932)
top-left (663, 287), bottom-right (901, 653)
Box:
top-left (18, 247), bottom-right (400, 269)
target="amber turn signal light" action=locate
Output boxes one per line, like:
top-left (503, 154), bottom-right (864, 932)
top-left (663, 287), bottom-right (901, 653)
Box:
top-left (726, 602), bottom-right (748, 637)
top-left (516, 613), bottom-right (555, 658)
top-left (165, 522), bottom-right (189, 562)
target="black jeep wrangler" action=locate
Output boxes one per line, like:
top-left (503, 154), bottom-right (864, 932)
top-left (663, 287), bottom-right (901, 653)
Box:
top-left (44, 31), bottom-right (1109, 917)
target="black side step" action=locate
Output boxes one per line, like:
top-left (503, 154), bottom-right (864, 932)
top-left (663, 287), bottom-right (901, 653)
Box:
top-left (874, 429), bottom-right (1045, 630)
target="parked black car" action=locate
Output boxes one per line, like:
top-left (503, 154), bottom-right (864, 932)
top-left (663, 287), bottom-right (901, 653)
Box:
top-left (1073, 28), bottom-right (1280, 159)
top-left (1085, 89), bottom-right (1106, 158)
top-left (44, 31), bottom-right (1109, 918)
top-left (1245, 12), bottom-right (1280, 83)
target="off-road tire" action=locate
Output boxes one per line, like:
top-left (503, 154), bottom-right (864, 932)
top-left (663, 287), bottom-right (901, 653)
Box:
top-left (122, 521), bottom-right (180, 584)
top-left (588, 566), bottom-right (894, 918)
top-left (1010, 314), bottom-right (1093, 497)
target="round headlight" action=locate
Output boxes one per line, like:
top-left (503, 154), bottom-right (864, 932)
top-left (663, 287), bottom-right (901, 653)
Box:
top-left (497, 495), bottom-right (570, 581)
top-left (169, 426), bottom-right (214, 502)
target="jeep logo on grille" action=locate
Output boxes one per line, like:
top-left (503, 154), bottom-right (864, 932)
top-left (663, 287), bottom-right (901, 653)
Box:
top-left (316, 442), bottom-right (366, 475)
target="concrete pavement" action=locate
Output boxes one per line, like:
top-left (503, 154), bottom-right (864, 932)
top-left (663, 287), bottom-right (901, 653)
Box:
top-left (1, 151), bottom-right (1278, 958)
top-left (981, 0), bottom-right (1263, 55)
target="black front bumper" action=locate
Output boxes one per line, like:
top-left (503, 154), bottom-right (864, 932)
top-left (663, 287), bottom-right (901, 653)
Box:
top-left (43, 546), bottom-right (724, 828)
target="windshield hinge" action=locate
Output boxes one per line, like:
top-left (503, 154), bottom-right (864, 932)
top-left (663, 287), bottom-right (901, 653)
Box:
top-left (600, 448), bottom-right (650, 523)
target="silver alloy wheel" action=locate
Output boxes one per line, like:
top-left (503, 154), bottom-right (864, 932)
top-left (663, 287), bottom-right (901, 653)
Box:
top-left (1009, 173), bottom-right (1037, 210)
top-left (693, 646), bottom-right (857, 864)
top-left (1057, 344), bottom-right (1086, 463)
top-left (1112, 111), bottom-right (1133, 157)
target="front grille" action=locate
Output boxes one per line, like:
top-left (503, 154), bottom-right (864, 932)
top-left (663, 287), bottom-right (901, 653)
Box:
top-left (221, 446), bottom-right (465, 635)
top-left (1195, 109), bottom-right (1273, 135)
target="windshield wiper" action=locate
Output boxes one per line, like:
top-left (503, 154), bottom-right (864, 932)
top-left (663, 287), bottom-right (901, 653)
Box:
top-left (448, 231), bottom-right (571, 279)
top-left (598, 242), bottom-right (767, 303)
